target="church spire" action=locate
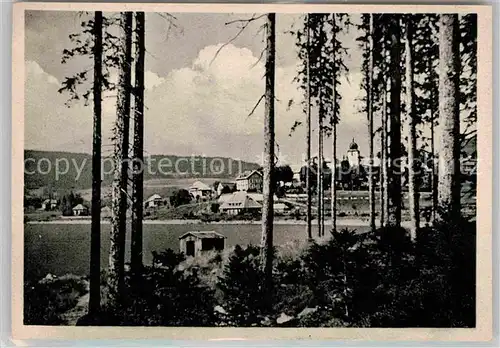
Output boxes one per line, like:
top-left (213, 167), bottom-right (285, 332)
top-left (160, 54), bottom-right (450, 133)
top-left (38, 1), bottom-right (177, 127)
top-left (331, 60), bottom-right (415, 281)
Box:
top-left (349, 138), bottom-right (359, 151)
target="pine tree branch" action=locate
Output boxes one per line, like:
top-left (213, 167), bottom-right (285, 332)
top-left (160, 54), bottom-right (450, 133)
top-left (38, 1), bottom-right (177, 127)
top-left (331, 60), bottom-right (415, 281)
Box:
top-left (247, 94), bottom-right (265, 119)
top-left (210, 14), bottom-right (266, 66)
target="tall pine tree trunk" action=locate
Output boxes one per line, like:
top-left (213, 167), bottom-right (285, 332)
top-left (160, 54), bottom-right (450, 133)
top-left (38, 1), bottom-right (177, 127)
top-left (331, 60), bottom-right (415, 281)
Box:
top-left (330, 14), bottom-right (339, 233)
top-left (317, 101), bottom-right (324, 237)
top-left (387, 15), bottom-right (402, 227)
top-left (89, 10), bottom-right (102, 315)
top-left (108, 12), bottom-right (132, 306)
top-left (305, 15), bottom-right (312, 241)
top-left (331, 119), bottom-right (337, 232)
top-left (131, 11), bottom-right (145, 274)
top-left (331, 54), bottom-right (337, 233)
top-left (260, 12), bottom-right (275, 293)
top-left (431, 109), bottom-right (438, 219)
top-left (368, 14), bottom-right (376, 231)
top-left (380, 78), bottom-right (389, 227)
top-left (437, 14), bottom-right (461, 220)
top-left (405, 17), bottom-right (419, 239)
top-left (429, 61), bottom-right (438, 220)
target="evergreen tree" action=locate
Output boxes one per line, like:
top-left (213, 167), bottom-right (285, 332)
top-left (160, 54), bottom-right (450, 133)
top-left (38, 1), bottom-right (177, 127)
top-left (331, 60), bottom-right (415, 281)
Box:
top-left (437, 14), bottom-right (461, 220)
top-left (328, 13), bottom-right (351, 233)
top-left (387, 15), bottom-right (402, 227)
top-left (89, 10), bottom-right (103, 315)
top-left (404, 15), bottom-right (419, 239)
top-left (413, 14), bottom-right (439, 219)
top-left (131, 11), bottom-right (145, 274)
top-left (218, 245), bottom-right (265, 326)
top-left (109, 11), bottom-right (133, 307)
top-left (260, 12), bottom-right (276, 296)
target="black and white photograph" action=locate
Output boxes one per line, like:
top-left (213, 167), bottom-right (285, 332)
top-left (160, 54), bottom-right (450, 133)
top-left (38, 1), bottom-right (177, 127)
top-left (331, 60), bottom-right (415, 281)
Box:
top-left (13, 2), bottom-right (493, 339)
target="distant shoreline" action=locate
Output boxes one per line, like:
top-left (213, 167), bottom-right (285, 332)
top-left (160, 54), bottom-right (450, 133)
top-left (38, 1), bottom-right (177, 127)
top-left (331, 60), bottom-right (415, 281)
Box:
top-left (25, 218), bottom-right (419, 228)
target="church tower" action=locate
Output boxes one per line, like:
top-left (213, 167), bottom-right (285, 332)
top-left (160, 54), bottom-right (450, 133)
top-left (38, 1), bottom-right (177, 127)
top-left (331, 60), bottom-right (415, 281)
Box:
top-left (347, 138), bottom-right (360, 167)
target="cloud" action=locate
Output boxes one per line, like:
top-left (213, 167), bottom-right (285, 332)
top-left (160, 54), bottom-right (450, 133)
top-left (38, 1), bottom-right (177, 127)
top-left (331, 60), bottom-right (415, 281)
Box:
top-left (26, 61), bottom-right (59, 85)
top-left (145, 71), bottom-right (165, 90)
top-left (25, 61), bottom-right (93, 153)
top-left (25, 44), bottom-right (366, 164)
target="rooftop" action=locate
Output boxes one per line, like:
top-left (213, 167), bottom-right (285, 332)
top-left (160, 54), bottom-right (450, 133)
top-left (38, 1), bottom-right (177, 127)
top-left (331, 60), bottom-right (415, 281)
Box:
top-left (179, 231), bottom-right (226, 240)
top-left (146, 194), bottom-right (162, 201)
top-left (219, 191), bottom-right (262, 209)
top-left (43, 199), bottom-right (58, 204)
top-left (189, 181), bottom-right (212, 191)
top-left (236, 169), bottom-right (263, 180)
top-left (349, 138), bottom-right (359, 151)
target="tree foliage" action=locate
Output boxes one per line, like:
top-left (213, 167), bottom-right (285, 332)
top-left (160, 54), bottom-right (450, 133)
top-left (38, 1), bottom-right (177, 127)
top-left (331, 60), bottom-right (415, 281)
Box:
top-left (217, 245), bottom-right (268, 326)
top-left (169, 189), bottom-right (192, 207)
top-left (289, 13), bottom-right (351, 134)
top-left (58, 13), bottom-right (120, 106)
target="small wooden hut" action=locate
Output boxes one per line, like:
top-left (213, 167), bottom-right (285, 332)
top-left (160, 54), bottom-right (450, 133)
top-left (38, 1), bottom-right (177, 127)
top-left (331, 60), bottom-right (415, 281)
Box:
top-left (179, 231), bottom-right (226, 257)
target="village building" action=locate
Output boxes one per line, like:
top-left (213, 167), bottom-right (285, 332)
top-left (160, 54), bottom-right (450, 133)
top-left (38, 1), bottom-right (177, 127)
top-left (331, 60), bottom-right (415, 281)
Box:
top-left (246, 192), bottom-right (279, 205)
top-left (40, 199), bottom-right (58, 211)
top-left (219, 191), bottom-right (262, 215)
top-left (216, 182), bottom-right (236, 197)
top-left (144, 194), bottom-right (164, 209)
top-left (347, 138), bottom-right (361, 168)
top-left (217, 193), bottom-right (233, 204)
top-left (219, 192), bottom-right (285, 214)
top-left (179, 231), bottom-right (226, 257)
top-left (188, 181), bottom-right (214, 200)
top-left (235, 170), bottom-right (263, 192)
top-left (72, 204), bottom-right (89, 216)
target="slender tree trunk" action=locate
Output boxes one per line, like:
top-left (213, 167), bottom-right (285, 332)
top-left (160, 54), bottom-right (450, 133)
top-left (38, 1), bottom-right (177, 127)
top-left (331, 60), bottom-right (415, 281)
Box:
top-left (89, 10), bottom-right (102, 315)
top-left (330, 15), bottom-right (338, 234)
top-left (382, 43), bottom-right (390, 227)
top-left (305, 15), bottom-right (312, 241)
top-left (131, 11), bottom-right (145, 274)
top-left (317, 101), bottom-right (324, 237)
top-left (429, 61), bottom-right (438, 220)
top-left (108, 11), bottom-right (132, 307)
top-left (260, 12), bottom-right (275, 293)
top-left (431, 111), bottom-right (437, 219)
top-left (405, 17), bottom-right (419, 240)
top-left (331, 70), bottom-right (337, 233)
top-left (380, 78), bottom-right (388, 227)
top-left (368, 14), bottom-right (376, 231)
top-left (437, 14), bottom-right (461, 220)
top-left (387, 15), bottom-right (402, 227)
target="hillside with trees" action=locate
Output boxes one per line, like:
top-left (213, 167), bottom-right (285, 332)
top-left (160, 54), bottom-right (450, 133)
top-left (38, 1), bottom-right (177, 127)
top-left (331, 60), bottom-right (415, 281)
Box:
top-left (24, 150), bottom-right (260, 190)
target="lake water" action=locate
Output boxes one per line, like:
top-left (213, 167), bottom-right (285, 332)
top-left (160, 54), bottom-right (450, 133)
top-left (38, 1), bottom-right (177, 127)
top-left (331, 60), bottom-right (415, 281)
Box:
top-left (24, 223), bottom-right (369, 279)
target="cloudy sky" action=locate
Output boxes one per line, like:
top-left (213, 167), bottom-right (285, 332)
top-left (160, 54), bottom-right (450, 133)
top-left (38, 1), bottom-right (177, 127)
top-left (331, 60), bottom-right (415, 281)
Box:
top-left (25, 11), bottom-right (371, 165)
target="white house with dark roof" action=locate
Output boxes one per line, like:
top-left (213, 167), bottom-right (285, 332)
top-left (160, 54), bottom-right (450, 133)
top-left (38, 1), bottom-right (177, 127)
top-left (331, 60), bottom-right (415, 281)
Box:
top-left (41, 199), bottom-right (58, 211)
top-left (188, 181), bottom-right (214, 200)
top-left (219, 191), bottom-right (262, 215)
top-left (235, 169), bottom-right (263, 192)
top-left (72, 204), bottom-right (88, 216)
top-left (145, 194), bottom-right (163, 209)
